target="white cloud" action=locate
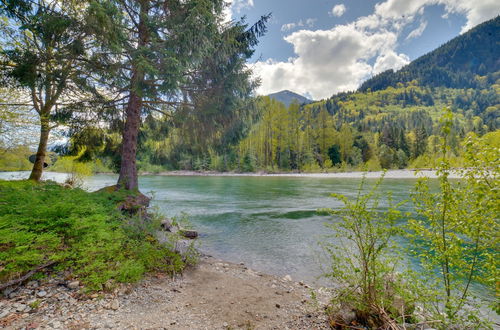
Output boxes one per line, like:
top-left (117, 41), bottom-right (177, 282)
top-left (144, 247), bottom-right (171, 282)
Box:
top-left (331, 4), bottom-right (347, 17)
top-left (374, 0), bottom-right (500, 33)
top-left (305, 18), bottom-right (317, 27)
top-left (281, 18), bottom-right (317, 32)
top-left (223, 0), bottom-right (255, 22)
top-left (253, 0), bottom-right (499, 99)
top-left (281, 23), bottom-right (297, 32)
top-left (439, 0), bottom-right (500, 33)
top-left (232, 0), bottom-right (254, 13)
top-left (254, 24), bottom-right (406, 99)
top-left (406, 20), bottom-right (428, 40)
top-left (373, 50), bottom-right (410, 74)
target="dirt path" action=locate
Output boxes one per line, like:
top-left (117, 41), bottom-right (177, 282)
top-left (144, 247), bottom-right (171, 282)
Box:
top-left (2, 256), bottom-right (330, 329)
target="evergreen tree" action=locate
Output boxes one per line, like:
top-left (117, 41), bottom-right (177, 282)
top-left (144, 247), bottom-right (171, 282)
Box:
top-left (107, 0), bottom-right (269, 190)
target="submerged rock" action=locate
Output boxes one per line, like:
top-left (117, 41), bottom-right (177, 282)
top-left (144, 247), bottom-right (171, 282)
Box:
top-left (180, 229), bottom-right (198, 239)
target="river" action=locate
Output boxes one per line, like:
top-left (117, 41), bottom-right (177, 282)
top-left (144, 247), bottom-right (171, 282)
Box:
top-left (0, 171), bottom-right (421, 284)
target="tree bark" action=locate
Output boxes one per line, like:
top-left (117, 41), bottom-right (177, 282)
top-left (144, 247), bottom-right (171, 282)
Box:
top-left (117, 0), bottom-right (149, 191)
top-left (117, 89), bottom-right (142, 190)
top-left (29, 114), bottom-right (50, 181)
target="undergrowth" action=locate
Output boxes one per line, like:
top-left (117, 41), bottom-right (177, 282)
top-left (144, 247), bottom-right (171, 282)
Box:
top-left (0, 180), bottom-right (186, 291)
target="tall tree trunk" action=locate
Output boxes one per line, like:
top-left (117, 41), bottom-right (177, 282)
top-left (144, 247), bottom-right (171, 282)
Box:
top-left (117, 88), bottom-right (142, 190)
top-left (117, 0), bottom-right (148, 191)
top-left (29, 114), bottom-right (50, 181)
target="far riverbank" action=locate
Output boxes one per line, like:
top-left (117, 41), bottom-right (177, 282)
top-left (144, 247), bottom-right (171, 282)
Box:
top-left (141, 169), bottom-right (462, 179)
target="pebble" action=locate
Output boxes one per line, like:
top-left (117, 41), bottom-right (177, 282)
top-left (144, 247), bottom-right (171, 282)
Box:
top-left (37, 290), bottom-right (47, 298)
top-left (0, 309), bottom-right (10, 318)
top-left (2, 287), bottom-right (14, 297)
top-left (14, 303), bottom-right (27, 312)
top-left (67, 281), bottom-right (80, 289)
top-left (51, 320), bottom-right (62, 328)
top-left (109, 300), bottom-right (120, 310)
top-left (283, 275), bottom-right (292, 281)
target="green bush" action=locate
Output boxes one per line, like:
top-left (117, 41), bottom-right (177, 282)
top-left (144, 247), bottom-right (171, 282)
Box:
top-left (320, 175), bottom-right (411, 327)
top-left (406, 114), bottom-right (499, 328)
top-left (0, 180), bottom-right (185, 291)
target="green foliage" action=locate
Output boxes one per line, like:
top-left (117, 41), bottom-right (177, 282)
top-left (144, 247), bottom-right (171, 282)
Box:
top-left (0, 146), bottom-right (32, 171)
top-left (320, 175), bottom-right (409, 325)
top-left (240, 151), bottom-right (255, 172)
top-left (0, 180), bottom-right (185, 291)
top-left (406, 110), bottom-right (499, 328)
top-left (49, 151), bottom-right (92, 187)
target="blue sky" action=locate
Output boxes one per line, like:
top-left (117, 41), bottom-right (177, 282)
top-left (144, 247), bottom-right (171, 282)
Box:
top-left (226, 0), bottom-right (499, 100)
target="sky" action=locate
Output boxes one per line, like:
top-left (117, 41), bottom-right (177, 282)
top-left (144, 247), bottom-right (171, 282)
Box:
top-left (225, 0), bottom-right (500, 100)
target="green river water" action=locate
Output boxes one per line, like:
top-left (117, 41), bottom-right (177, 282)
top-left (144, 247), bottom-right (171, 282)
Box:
top-left (0, 171), bottom-right (419, 284)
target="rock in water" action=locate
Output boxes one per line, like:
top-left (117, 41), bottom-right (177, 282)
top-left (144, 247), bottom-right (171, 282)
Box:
top-left (180, 229), bottom-right (198, 239)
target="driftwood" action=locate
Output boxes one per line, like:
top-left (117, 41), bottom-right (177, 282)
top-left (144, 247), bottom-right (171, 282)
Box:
top-left (0, 260), bottom-right (57, 291)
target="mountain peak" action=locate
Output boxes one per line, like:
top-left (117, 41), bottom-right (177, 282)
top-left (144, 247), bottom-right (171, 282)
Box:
top-left (267, 90), bottom-right (313, 107)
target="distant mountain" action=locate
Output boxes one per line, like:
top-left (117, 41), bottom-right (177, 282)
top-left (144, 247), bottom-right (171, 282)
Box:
top-left (359, 16), bottom-right (500, 92)
top-left (267, 90), bottom-right (313, 107)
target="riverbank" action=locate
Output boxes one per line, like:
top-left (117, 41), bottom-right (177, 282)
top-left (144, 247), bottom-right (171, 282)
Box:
top-left (142, 169), bottom-right (461, 179)
top-left (2, 256), bottom-right (330, 329)
top-left (1, 168), bottom-right (462, 180)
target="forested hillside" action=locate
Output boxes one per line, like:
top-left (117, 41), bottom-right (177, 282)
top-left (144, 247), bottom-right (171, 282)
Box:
top-left (359, 16), bottom-right (500, 92)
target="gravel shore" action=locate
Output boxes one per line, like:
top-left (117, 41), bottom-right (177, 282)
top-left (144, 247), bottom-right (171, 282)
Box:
top-left (1, 256), bottom-right (331, 329)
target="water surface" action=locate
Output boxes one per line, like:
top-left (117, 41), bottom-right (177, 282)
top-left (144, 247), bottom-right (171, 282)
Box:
top-left (0, 171), bottom-right (416, 284)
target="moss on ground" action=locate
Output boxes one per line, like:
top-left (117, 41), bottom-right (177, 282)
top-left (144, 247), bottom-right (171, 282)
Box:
top-left (0, 180), bottom-right (185, 291)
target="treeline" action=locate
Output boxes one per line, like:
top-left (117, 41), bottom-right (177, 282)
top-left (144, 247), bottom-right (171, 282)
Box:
top-left (121, 78), bottom-right (499, 172)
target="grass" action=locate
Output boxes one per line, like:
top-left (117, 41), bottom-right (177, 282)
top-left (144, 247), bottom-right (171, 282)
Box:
top-left (0, 180), bottom-right (186, 291)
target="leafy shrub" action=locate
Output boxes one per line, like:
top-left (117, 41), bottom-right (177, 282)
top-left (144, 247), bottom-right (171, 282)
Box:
top-left (406, 113), bottom-right (499, 328)
top-left (0, 180), bottom-right (185, 291)
top-left (50, 154), bottom-right (93, 187)
top-left (320, 175), bottom-right (411, 327)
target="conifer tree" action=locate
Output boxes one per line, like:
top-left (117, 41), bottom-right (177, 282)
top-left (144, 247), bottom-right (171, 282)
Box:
top-left (106, 0), bottom-right (268, 190)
